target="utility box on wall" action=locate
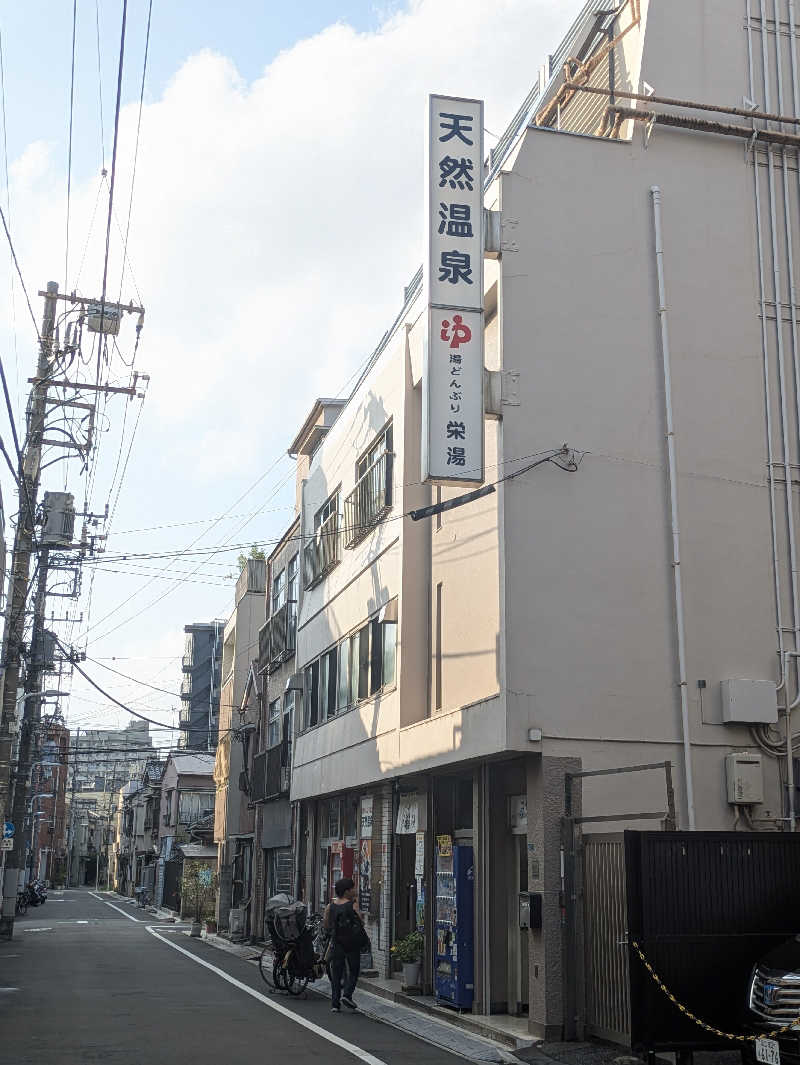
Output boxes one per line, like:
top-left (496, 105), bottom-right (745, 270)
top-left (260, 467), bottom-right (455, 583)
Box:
top-left (725, 752), bottom-right (764, 805)
top-left (720, 678), bottom-right (777, 724)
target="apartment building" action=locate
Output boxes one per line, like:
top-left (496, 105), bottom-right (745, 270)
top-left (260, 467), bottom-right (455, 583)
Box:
top-left (282, 0), bottom-right (800, 1036)
top-left (249, 516), bottom-right (302, 940)
top-left (213, 558), bottom-right (266, 934)
top-left (179, 622), bottom-right (223, 751)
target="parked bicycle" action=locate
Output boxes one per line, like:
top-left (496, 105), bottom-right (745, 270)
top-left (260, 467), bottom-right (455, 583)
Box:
top-left (259, 895), bottom-right (329, 996)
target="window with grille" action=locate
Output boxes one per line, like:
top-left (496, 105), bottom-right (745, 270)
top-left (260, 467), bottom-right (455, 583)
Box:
top-left (268, 697), bottom-right (282, 748)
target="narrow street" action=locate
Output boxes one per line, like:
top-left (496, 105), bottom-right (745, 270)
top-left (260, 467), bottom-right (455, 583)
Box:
top-left (0, 889), bottom-right (473, 1065)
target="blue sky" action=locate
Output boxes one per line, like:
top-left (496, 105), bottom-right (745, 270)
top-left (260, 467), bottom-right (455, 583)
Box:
top-left (0, 0), bottom-right (573, 743)
top-left (0, 1), bottom-right (389, 185)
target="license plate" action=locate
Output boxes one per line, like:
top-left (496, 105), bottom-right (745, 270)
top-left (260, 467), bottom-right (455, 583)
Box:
top-left (756, 1038), bottom-right (781, 1065)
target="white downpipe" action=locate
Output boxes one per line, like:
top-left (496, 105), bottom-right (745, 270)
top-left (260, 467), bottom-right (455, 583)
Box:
top-left (749, 0), bottom-right (787, 696)
top-left (764, 0), bottom-right (799, 829)
top-left (650, 186), bottom-right (696, 832)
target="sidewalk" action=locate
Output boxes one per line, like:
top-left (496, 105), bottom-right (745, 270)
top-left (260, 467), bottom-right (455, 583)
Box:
top-left (188, 925), bottom-right (524, 1064)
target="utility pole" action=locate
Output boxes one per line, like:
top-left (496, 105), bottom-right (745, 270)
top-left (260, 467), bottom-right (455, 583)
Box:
top-left (65, 727), bottom-right (79, 888)
top-left (0, 283), bottom-right (58, 937)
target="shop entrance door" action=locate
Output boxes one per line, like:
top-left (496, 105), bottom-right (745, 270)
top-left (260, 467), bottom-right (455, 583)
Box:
top-left (394, 834), bottom-right (417, 948)
top-left (508, 832), bottom-right (529, 1014)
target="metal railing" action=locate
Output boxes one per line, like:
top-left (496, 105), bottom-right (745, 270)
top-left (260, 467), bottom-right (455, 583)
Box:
top-left (181, 653), bottom-right (192, 672)
top-left (343, 451), bottom-right (391, 548)
top-left (303, 511), bottom-right (340, 588)
top-left (257, 602), bottom-right (297, 675)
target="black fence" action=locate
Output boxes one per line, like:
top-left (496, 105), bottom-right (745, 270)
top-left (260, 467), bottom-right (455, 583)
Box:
top-left (625, 830), bottom-right (800, 1051)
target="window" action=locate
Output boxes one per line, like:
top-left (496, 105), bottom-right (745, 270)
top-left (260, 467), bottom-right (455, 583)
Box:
top-left (268, 697), bottom-right (282, 748)
top-left (301, 600), bottom-right (398, 729)
top-left (283, 692), bottom-right (295, 768)
top-left (319, 648), bottom-right (337, 720)
top-left (383, 621), bottom-right (397, 689)
top-left (315, 492), bottom-right (338, 530)
top-left (357, 423), bottom-right (392, 484)
top-left (304, 660), bottom-right (319, 729)
top-left (287, 554), bottom-right (298, 603)
top-left (345, 424), bottom-right (393, 548)
top-left (287, 554), bottom-right (299, 635)
top-left (305, 492), bottom-right (341, 588)
top-left (337, 641), bottom-right (349, 711)
top-left (178, 791), bottom-right (215, 824)
top-left (272, 568), bottom-right (286, 616)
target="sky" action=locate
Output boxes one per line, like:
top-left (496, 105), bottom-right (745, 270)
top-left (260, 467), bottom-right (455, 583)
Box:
top-left (0, 0), bottom-right (575, 750)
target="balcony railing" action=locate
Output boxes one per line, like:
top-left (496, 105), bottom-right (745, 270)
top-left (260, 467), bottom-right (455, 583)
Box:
top-left (303, 512), bottom-right (340, 589)
top-left (180, 673), bottom-right (192, 698)
top-left (181, 653), bottom-right (192, 672)
top-left (343, 451), bottom-right (391, 548)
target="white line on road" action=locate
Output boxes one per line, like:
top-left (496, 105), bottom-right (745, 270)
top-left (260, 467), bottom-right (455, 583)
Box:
top-left (146, 926), bottom-right (388, 1065)
top-left (23, 927), bottom-right (52, 932)
top-left (88, 891), bottom-right (141, 922)
top-left (0, 988), bottom-right (18, 992)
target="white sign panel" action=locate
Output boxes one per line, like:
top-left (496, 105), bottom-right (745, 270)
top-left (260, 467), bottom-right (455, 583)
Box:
top-left (423, 94), bottom-right (484, 484)
top-left (360, 796), bottom-right (373, 838)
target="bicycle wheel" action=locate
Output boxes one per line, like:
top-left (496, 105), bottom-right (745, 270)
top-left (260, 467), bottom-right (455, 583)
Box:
top-left (284, 970), bottom-right (310, 996)
top-left (284, 952), bottom-right (310, 996)
top-left (258, 948), bottom-right (281, 990)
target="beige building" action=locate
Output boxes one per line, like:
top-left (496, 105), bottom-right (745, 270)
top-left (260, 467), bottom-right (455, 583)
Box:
top-left (257, 0), bottom-right (800, 1039)
top-left (213, 558), bottom-right (266, 933)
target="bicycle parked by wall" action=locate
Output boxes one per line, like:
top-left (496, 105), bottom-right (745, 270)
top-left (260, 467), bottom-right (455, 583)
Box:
top-left (259, 895), bottom-right (329, 996)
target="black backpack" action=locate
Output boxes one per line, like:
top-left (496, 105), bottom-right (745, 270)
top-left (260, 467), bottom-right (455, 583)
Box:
top-left (333, 902), bottom-right (366, 952)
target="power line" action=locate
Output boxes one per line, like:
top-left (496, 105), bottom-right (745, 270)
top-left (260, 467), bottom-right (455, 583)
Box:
top-left (116, 0), bottom-right (152, 305)
top-left (95, 0), bottom-right (106, 172)
top-left (0, 201), bottom-right (40, 340)
top-left (64, 0), bottom-right (77, 294)
top-left (95, 0), bottom-right (128, 390)
top-left (86, 657), bottom-right (182, 698)
top-left (0, 24), bottom-right (19, 421)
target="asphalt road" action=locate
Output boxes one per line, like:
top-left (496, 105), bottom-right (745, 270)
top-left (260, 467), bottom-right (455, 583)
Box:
top-left (0, 888), bottom-right (474, 1065)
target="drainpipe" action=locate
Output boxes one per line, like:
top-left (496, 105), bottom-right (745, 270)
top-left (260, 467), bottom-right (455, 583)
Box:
top-left (650, 186), bottom-right (696, 831)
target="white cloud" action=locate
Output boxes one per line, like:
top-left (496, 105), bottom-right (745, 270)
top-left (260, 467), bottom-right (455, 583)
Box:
top-left (1, 0), bottom-right (574, 726)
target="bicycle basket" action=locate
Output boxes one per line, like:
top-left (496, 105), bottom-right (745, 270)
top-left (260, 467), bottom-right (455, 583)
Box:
top-left (268, 901), bottom-right (307, 944)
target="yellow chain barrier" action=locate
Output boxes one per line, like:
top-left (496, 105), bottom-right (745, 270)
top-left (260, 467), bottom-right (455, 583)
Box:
top-left (631, 939), bottom-right (800, 1044)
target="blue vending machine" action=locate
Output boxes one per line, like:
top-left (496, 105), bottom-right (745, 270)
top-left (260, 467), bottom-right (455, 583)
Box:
top-left (434, 837), bottom-right (474, 1009)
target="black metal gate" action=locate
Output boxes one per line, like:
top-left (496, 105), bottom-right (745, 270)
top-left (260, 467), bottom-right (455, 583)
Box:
top-left (162, 857), bottom-right (182, 913)
top-left (626, 831), bottom-right (800, 1052)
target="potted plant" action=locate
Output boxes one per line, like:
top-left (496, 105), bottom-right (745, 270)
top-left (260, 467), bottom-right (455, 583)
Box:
top-left (391, 931), bottom-right (424, 989)
top-left (180, 863), bottom-right (218, 938)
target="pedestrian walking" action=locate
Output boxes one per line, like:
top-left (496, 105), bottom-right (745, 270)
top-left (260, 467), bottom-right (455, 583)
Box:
top-left (324, 877), bottom-right (367, 1013)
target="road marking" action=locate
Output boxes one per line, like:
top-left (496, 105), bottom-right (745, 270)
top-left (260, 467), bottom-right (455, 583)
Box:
top-left (0, 988), bottom-right (18, 992)
top-left (76, 920), bottom-right (88, 924)
top-left (88, 891), bottom-right (140, 922)
top-left (146, 926), bottom-right (388, 1065)
top-left (23, 927), bottom-right (52, 932)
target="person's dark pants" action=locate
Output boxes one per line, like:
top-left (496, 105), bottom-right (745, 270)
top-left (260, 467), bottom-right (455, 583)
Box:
top-left (330, 946), bottom-right (360, 1006)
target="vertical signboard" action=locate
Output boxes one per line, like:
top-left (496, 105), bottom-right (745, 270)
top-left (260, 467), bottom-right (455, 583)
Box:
top-left (423, 94), bottom-right (485, 484)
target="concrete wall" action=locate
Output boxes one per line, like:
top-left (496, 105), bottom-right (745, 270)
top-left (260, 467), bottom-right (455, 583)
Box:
top-left (498, 0), bottom-right (783, 831)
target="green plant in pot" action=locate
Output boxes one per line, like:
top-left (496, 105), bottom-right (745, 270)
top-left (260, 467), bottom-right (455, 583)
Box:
top-left (181, 863), bottom-right (218, 937)
top-left (391, 931), bottom-right (424, 988)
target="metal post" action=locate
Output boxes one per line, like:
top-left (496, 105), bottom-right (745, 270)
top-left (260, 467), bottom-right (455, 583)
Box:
top-left (650, 189), bottom-right (697, 831)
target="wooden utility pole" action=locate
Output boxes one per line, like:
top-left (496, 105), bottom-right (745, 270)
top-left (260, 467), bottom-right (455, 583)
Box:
top-left (0, 283), bottom-right (58, 937)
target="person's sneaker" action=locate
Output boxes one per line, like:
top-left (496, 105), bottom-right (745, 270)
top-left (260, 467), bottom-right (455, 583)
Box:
top-left (331, 1005), bottom-right (340, 1013)
top-left (341, 996), bottom-right (358, 1010)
